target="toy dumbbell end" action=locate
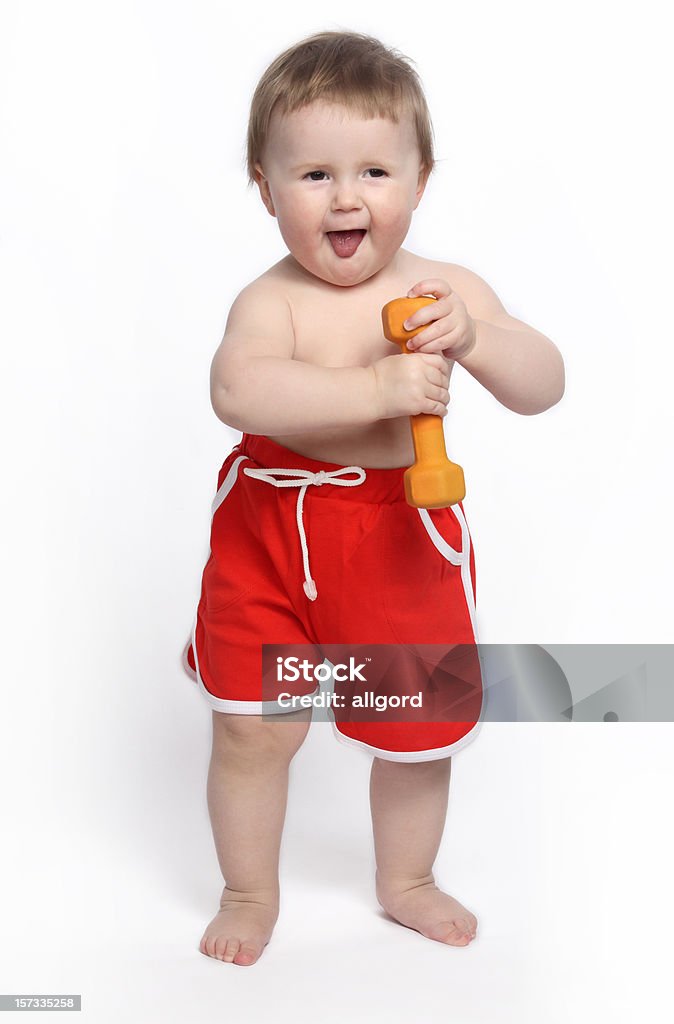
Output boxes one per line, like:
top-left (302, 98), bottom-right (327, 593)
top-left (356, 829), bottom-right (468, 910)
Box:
top-left (404, 464), bottom-right (466, 508)
top-left (404, 414), bottom-right (466, 507)
top-left (381, 296), bottom-right (466, 509)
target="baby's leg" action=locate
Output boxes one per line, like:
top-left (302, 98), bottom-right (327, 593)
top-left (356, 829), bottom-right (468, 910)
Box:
top-left (199, 707), bottom-right (311, 966)
top-left (370, 756), bottom-right (477, 946)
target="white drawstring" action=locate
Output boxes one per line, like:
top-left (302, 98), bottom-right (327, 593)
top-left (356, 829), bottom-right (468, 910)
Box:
top-left (242, 464), bottom-right (367, 600)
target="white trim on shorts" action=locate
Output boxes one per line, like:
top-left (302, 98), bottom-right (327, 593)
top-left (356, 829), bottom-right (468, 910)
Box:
top-left (330, 716), bottom-right (484, 762)
top-left (417, 503), bottom-right (478, 643)
top-left (329, 502), bottom-right (485, 761)
top-left (186, 616), bottom-right (317, 715)
top-left (183, 460), bottom-right (485, 748)
top-left (180, 451), bottom-right (307, 715)
top-left (211, 453), bottom-right (249, 519)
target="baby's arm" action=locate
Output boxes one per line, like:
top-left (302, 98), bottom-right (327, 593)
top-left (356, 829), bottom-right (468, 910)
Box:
top-left (210, 280), bottom-right (374, 434)
top-left (456, 269), bottom-right (565, 414)
top-left (405, 268), bottom-right (565, 415)
top-left (210, 279), bottom-right (449, 435)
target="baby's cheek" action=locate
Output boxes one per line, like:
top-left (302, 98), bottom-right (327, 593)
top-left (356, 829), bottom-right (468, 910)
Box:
top-left (377, 201), bottom-right (414, 236)
top-left (372, 206), bottom-right (409, 240)
top-left (277, 208), bottom-right (315, 254)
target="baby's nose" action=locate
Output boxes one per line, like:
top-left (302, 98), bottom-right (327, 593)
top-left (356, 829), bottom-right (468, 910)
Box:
top-left (331, 181), bottom-right (363, 212)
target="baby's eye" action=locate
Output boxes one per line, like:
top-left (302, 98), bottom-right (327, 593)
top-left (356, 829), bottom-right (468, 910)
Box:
top-left (305, 170), bottom-right (327, 181)
top-left (366, 168), bottom-right (387, 178)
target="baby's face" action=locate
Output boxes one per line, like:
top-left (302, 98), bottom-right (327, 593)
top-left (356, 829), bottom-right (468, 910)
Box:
top-left (254, 101), bottom-right (429, 287)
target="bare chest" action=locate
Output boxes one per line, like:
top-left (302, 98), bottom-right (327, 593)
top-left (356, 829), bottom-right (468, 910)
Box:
top-left (265, 257), bottom-right (455, 467)
top-left (290, 286), bottom-right (400, 369)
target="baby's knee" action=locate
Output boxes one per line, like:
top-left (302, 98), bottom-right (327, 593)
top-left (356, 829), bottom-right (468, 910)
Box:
top-left (211, 708), bottom-right (311, 764)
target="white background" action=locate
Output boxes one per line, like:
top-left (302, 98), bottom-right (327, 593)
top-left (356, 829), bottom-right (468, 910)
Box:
top-left (1, 1), bottom-right (672, 1020)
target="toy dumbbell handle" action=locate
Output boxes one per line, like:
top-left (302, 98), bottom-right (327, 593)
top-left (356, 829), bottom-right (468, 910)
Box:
top-left (381, 296), bottom-right (466, 509)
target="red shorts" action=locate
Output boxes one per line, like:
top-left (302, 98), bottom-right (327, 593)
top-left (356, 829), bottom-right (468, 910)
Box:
top-left (183, 434), bottom-right (484, 762)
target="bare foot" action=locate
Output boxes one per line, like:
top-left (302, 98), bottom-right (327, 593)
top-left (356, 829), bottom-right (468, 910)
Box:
top-left (376, 877), bottom-right (477, 947)
top-left (199, 886), bottom-right (279, 966)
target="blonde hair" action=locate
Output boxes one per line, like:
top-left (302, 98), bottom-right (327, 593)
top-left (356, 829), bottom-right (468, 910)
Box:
top-left (245, 30), bottom-right (436, 186)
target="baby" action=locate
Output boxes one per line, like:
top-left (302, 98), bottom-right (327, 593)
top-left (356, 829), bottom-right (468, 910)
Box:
top-left (183, 30), bottom-right (564, 966)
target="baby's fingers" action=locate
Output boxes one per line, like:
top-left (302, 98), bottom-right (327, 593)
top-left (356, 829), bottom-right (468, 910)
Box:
top-left (418, 352), bottom-right (449, 373)
top-left (403, 300), bottom-right (451, 337)
top-left (406, 334), bottom-right (446, 353)
top-left (427, 391), bottom-right (450, 416)
top-left (430, 385), bottom-right (450, 410)
top-left (419, 353), bottom-right (450, 387)
top-left (407, 278), bottom-right (452, 302)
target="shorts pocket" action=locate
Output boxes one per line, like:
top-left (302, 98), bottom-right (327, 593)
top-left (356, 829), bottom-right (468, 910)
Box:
top-left (416, 506), bottom-right (465, 565)
top-left (378, 503), bottom-right (476, 646)
top-left (200, 453), bottom-right (253, 614)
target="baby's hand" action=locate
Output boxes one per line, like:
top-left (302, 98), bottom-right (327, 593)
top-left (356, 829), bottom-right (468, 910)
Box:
top-left (372, 351), bottom-right (450, 420)
top-left (403, 279), bottom-right (477, 361)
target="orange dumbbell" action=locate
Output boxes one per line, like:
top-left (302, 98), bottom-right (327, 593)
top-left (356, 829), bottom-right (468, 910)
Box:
top-left (381, 296), bottom-right (466, 509)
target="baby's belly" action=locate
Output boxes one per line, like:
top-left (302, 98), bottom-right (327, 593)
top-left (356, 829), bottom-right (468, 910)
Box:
top-left (266, 417), bottom-right (415, 469)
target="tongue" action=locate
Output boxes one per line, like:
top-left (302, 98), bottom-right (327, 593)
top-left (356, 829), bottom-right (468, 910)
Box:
top-left (328, 229), bottom-right (366, 258)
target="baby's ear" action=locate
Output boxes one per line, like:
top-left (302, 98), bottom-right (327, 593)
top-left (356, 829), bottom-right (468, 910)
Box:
top-left (254, 162), bottom-right (276, 218)
top-left (414, 164), bottom-right (431, 206)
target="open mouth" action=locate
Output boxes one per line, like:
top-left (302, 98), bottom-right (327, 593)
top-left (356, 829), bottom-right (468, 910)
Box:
top-left (326, 229), bottom-right (367, 259)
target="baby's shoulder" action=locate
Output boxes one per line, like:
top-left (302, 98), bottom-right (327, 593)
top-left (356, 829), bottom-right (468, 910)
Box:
top-left (229, 257), bottom-right (312, 320)
top-left (234, 259), bottom-right (294, 300)
top-left (402, 251), bottom-right (506, 321)
top-left (226, 261), bottom-right (297, 326)
top-left (219, 262), bottom-right (296, 361)
top-left (403, 250), bottom-right (483, 289)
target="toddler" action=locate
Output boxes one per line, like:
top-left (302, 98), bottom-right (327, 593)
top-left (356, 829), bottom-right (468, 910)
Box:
top-left (182, 30), bottom-right (564, 966)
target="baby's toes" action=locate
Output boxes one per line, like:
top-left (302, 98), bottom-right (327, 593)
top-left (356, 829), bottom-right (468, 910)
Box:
top-left (461, 912), bottom-right (478, 938)
top-left (200, 934), bottom-right (220, 959)
top-left (220, 937), bottom-right (242, 963)
top-left (233, 942), bottom-right (261, 966)
top-left (428, 919), bottom-right (471, 945)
